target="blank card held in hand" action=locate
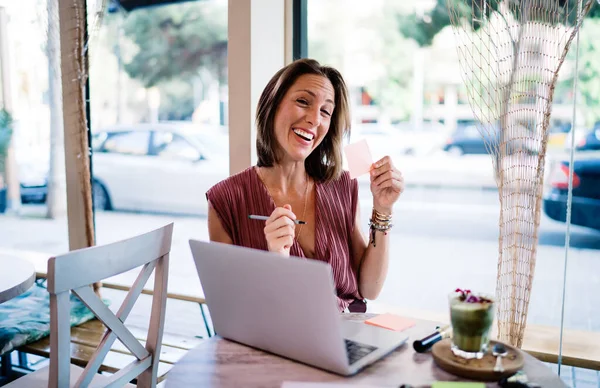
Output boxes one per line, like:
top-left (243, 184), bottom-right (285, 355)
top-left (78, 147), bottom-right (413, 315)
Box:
top-left (344, 139), bottom-right (373, 179)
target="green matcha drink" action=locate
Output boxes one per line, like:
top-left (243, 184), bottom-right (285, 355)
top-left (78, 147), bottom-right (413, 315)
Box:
top-left (449, 289), bottom-right (494, 359)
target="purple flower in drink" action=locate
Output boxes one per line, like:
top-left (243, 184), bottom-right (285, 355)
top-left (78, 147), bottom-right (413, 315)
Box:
top-left (454, 288), bottom-right (493, 303)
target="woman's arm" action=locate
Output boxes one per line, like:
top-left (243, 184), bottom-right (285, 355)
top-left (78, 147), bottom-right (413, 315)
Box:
top-left (350, 205), bottom-right (390, 300)
top-left (351, 156), bottom-right (403, 300)
top-left (207, 201), bottom-right (234, 244)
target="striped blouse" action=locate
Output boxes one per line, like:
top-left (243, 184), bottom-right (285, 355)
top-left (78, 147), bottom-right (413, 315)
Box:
top-left (206, 166), bottom-right (363, 312)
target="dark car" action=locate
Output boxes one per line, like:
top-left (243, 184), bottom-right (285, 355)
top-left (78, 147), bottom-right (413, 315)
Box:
top-left (575, 128), bottom-right (600, 152)
top-left (543, 157), bottom-right (600, 231)
top-left (443, 125), bottom-right (496, 155)
top-left (20, 165), bottom-right (48, 204)
top-left (444, 123), bottom-right (543, 156)
top-left (21, 180), bottom-right (47, 204)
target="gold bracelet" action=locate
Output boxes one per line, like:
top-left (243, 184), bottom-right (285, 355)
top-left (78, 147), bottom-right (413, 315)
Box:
top-left (368, 208), bottom-right (393, 247)
top-left (372, 208), bottom-right (392, 221)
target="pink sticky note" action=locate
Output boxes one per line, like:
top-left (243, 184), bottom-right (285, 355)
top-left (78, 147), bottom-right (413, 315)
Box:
top-left (344, 139), bottom-right (373, 179)
top-left (365, 313), bottom-right (416, 332)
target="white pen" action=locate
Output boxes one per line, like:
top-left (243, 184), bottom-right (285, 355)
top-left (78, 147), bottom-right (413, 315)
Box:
top-left (248, 215), bottom-right (306, 225)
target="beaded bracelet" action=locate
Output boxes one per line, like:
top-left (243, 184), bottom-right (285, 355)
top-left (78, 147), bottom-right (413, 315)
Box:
top-left (368, 208), bottom-right (393, 247)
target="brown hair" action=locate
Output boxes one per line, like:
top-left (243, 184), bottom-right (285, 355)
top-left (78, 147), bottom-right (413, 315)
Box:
top-left (255, 58), bottom-right (351, 183)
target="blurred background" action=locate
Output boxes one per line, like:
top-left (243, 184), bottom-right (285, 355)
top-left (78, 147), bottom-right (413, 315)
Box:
top-left (0, 0), bottom-right (599, 384)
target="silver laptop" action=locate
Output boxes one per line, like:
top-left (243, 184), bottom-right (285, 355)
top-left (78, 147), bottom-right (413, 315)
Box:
top-left (189, 239), bottom-right (408, 376)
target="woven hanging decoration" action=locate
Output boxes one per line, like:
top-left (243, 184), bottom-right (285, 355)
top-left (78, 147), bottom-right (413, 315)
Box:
top-left (447, 0), bottom-right (594, 347)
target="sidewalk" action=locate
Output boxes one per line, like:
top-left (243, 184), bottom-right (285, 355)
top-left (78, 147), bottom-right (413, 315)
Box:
top-left (0, 208), bottom-right (208, 298)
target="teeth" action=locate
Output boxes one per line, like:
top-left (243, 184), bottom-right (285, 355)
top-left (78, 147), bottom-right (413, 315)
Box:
top-left (293, 128), bottom-right (314, 141)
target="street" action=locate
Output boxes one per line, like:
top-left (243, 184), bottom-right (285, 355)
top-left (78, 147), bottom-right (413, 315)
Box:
top-left (357, 186), bottom-right (600, 333)
top-left (1, 187), bottom-right (599, 333)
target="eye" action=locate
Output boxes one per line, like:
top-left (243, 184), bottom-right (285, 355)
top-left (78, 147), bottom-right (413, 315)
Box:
top-left (321, 109), bottom-right (331, 117)
top-left (296, 98), bottom-right (309, 105)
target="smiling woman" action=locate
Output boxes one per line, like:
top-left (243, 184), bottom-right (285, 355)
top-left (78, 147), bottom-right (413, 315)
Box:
top-left (255, 63), bottom-right (347, 182)
top-left (206, 58), bottom-right (405, 312)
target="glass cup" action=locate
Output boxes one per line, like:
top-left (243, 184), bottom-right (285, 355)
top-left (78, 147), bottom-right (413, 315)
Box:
top-left (448, 290), bottom-right (495, 359)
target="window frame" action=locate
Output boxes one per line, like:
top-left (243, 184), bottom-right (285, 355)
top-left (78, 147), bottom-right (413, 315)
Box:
top-left (292, 0), bottom-right (307, 59)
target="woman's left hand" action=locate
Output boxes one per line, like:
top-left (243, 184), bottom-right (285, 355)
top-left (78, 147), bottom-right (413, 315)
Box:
top-left (370, 156), bottom-right (404, 214)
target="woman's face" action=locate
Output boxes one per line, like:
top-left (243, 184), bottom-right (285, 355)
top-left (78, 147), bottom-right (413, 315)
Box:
top-left (273, 74), bottom-right (335, 163)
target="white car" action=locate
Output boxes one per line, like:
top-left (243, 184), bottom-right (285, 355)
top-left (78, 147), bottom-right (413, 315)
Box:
top-left (352, 121), bottom-right (450, 159)
top-left (91, 123), bottom-right (229, 215)
top-left (351, 123), bottom-right (408, 160)
top-left (392, 121), bottom-right (451, 156)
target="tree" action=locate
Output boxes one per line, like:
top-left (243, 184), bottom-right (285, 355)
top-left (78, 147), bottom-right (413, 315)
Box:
top-left (120, 2), bottom-right (227, 88)
top-left (397, 0), bottom-right (600, 152)
top-left (0, 109), bottom-right (13, 185)
top-left (561, 17), bottom-right (600, 126)
top-left (364, 2), bottom-right (417, 121)
top-left (0, 109), bottom-right (10, 212)
top-left (399, 0), bottom-right (600, 48)
top-left (308, 0), bottom-right (416, 122)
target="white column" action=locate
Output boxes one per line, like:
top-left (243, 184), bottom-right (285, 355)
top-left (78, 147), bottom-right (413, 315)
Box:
top-left (46, 0), bottom-right (67, 219)
top-left (228, 0), bottom-right (289, 176)
top-left (0, 6), bottom-right (20, 212)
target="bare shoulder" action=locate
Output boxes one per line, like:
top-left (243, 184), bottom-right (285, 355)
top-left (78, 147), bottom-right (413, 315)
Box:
top-left (208, 201), bottom-right (234, 244)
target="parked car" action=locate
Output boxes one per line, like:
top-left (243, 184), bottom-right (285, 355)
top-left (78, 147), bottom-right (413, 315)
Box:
top-left (573, 128), bottom-right (600, 151)
top-left (443, 125), bottom-right (496, 155)
top-left (19, 122), bottom-right (230, 215)
top-left (20, 162), bottom-right (48, 204)
top-left (351, 123), bottom-right (407, 159)
top-left (392, 121), bottom-right (450, 155)
top-left (91, 123), bottom-right (229, 215)
top-left (443, 123), bottom-right (544, 156)
top-left (352, 121), bottom-right (449, 158)
top-left (543, 157), bottom-right (600, 231)
top-left (563, 124), bottom-right (598, 151)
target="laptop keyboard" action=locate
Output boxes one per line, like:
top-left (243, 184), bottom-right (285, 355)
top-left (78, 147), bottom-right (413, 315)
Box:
top-left (344, 339), bottom-right (378, 365)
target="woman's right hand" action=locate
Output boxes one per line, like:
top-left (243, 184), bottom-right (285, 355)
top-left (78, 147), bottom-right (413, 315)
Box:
top-left (264, 204), bottom-right (296, 256)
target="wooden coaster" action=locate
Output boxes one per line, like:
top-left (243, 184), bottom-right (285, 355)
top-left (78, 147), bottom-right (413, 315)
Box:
top-left (432, 339), bottom-right (525, 381)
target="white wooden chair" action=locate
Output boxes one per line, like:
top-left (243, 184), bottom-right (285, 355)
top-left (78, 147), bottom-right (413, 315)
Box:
top-left (5, 223), bottom-right (173, 388)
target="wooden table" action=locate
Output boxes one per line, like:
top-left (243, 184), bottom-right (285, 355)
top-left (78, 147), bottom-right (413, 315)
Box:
top-left (0, 256), bottom-right (35, 304)
top-left (165, 313), bottom-right (566, 387)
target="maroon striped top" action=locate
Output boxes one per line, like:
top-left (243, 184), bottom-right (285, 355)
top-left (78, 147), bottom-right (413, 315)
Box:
top-left (206, 166), bottom-right (362, 312)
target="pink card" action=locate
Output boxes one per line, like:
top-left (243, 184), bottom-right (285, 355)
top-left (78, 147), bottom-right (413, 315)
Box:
top-left (364, 313), bottom-right (416, 332)
top-left (344, 139), bottom-right (373, 179)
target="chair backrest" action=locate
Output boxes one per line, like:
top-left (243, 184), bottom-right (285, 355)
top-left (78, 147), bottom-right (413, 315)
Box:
top-left (47, 223), bottom-right (174, 388)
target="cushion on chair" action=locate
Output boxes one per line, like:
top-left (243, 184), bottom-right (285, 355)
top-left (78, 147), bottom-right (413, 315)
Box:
top-left (2, 363), bottom-right (136, 387)
top-left (0, 283), bottom-right (102, 355)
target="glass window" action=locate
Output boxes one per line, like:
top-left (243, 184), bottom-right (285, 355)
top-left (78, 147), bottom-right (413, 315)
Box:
top-left (153, 132), bottom-right (200, 161)
top-left (87, 1), bottom-right (229, 302)
top-left (188, 131), bottom-right (229, 160)
top-left (308, 1), bottom-right (599, 382)
top-left (102, 131), bottom-right (150, 156)
top-left (0, 2), bottom-right (69, 299)
top-left (91, 132), bottom-right (108, 151)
